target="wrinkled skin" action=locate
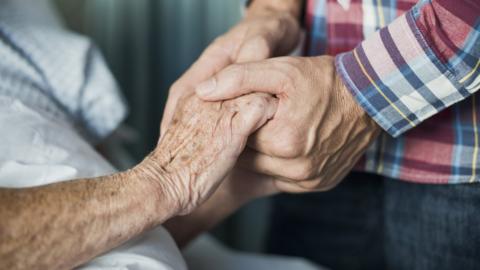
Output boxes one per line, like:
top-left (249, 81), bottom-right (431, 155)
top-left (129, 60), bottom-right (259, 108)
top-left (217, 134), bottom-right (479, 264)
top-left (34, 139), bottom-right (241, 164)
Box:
top-left (196, 55), bottom-right (381, 192)
top-left (157, 5), bottom-right (300, 210)
top-left (141, 92), bottom-right (278, 215)
top-left (0, 92), bottom-right (276, 270)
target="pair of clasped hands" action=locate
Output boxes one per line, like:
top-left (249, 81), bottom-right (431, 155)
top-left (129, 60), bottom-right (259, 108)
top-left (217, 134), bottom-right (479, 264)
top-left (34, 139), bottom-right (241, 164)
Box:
top-left (154, 3), bottom-right (380, 237)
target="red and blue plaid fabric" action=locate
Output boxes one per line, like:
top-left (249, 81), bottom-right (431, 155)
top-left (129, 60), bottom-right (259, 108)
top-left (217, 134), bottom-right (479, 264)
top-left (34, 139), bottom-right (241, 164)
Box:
top-left (304, 0), bottom-right (480, 183)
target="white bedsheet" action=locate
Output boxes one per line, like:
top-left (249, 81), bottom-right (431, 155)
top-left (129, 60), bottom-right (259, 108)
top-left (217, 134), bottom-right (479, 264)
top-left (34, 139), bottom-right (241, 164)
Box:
top-left (0, 96), bottom-right (187, 270)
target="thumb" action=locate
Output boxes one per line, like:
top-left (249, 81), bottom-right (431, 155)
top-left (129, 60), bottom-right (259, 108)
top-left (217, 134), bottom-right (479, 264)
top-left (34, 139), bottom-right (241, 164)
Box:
top-left (195, 60), bottom-right (284, 101)
top-left (235, 36), bottom-right (274, 63)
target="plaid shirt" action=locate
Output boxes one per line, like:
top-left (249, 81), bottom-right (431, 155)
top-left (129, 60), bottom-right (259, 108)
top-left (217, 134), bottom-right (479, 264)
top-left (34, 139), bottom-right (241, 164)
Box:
top-left (304, 0), bottom-right (480, 183)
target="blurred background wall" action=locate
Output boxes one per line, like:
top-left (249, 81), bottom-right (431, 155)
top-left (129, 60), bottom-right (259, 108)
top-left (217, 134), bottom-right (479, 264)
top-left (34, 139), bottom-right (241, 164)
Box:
top-left (53, 0), bottom-right (272, 253)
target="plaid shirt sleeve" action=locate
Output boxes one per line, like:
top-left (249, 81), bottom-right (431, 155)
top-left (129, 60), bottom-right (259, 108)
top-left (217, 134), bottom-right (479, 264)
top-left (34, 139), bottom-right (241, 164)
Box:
top-left (335, 0), bottom-right (480, 137)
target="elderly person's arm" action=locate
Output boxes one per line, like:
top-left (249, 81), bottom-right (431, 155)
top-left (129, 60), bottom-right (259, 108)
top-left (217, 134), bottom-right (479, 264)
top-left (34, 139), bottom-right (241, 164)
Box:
top-left (0, 92), bottom-right (277, 270)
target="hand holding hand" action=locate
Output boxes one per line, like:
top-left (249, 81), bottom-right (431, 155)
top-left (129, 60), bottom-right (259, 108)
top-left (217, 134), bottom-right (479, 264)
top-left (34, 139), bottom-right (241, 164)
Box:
top-left (139, 92), bottom-right (277, 215)
top-left (195, 56), bottom-right (381, 192)
top-left (160, 7), bottom-right (300, 136)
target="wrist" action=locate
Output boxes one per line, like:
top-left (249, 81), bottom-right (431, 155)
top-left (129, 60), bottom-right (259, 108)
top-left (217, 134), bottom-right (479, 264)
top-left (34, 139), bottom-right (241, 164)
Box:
top-left (127, 158), bottom-right (181, 223)
top-left (334, 62), bottom-right (381, 134)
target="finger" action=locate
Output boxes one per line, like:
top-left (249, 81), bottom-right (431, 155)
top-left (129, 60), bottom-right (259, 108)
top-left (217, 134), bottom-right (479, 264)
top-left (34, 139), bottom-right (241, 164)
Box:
top-left (195, 59), bottom-right (286, 101)
top-left (236, 16), bottom-right (300, 63)
top-left (160, 91), bottom-right (182, 137)
top-left (181, 38), bottom-right (234, 84)
top-left (231, 94), bottom-right (278, 138)
top-left (273, 180), bottom-right (314, 193)
top-left (279, 143), bottom-right (367, 193)
top-left (247, 117), bottom-right (306, 158)
top-left (237, 148), bottom-right (314, 181)
top-left (161, 39), bottom-right (234, 137)
top-left (236, 36), bottom-right (273, 63)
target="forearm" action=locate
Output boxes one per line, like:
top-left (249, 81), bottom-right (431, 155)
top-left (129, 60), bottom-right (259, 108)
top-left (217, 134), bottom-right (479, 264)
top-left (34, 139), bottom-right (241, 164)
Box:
top-left (0, 162), bottom-right (174, 270)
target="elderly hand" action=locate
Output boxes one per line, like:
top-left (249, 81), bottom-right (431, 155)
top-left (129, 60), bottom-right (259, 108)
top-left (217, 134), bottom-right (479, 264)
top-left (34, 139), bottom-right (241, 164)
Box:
top-left (160, 5), bottom-right (300, 136)
top-left (0, 91), bottom-right (276, 270)
top-left (140, 91), bottom-right (277, 215)
top-left (195, 55), bottom-right (381, 192)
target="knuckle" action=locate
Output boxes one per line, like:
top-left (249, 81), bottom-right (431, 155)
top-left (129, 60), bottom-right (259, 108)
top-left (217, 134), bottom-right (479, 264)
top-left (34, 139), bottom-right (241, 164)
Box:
top-left (278, 74), bottom-right (295, 93)
top-left (276, 58), bottom-right (301, 91)
top-left (248, 97), bottom-right (266, 111)
top-left (237, 97), bottom-right (265, 118)
top-left (253, 94), bottom-right (270, 106)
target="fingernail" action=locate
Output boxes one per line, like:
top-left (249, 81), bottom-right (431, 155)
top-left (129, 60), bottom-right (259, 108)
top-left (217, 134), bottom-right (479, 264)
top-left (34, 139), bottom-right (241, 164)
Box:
top-left (196, 78), bottom-right (217, 97)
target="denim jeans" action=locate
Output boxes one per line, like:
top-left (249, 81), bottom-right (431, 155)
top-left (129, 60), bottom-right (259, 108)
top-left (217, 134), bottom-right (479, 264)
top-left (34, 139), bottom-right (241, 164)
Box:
top-left (266, 172), bottom-right (480, 270)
